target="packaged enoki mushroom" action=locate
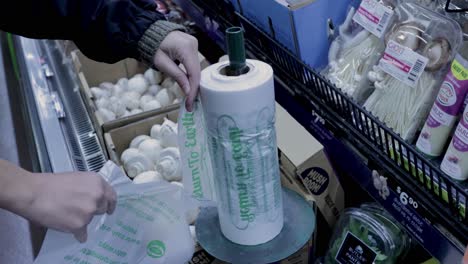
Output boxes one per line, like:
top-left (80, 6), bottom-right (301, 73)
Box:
top-left (324, 0), bottom-right (398, 103)
top-left (363, 2), bottom-right (463, 142)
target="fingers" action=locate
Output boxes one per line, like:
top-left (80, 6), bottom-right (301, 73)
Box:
top-left (177, 41), bottom-right (200, 112)
top-left (73, 227), bottom-right (88, 243)
top-left (156, 31), bottom-right (201, 112)
top-left (94, 178), bottom-right (116, 215)
top-left (103, 181), bottom-right (117, 215)
top-left (153, 50), bottom-right (190, 95)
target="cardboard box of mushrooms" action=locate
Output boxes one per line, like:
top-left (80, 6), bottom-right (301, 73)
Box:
top-left (71, 50), bottom-right (210, 134)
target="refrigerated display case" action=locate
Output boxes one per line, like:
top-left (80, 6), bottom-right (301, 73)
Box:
top-left (1, 0), bottom-right (467, 262)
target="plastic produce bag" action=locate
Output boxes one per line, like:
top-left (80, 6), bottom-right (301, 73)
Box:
top-left (34, 161), bottom-right (194, 264)
top-left (178, 99), bottom-right (217, 203)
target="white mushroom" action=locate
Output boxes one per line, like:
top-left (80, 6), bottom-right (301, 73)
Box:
top-left (121, 148), bottom-right (141, 164)
top-left (423, 38), bottom-right (451, 72)
top-left (160, 118), bottom-right (178, 147)
top-left (96, 98), bottom-right (110, 109)
top-left (133, 171), bottom-right (164, 184)
top-left (156, 147), bottom-right (182, 182)
top-left (150, 124), bottom-right (162, 139)
top-left (142, 100), bottom-right (162, 111)
top-left (90, 87), bottom-right (111, 99)
top-left (124, 153), bottom-right (153, 178)
top-left (117, 78), bottom-right (129, 90)
top-left (147, 84), bottom-right (162, 96)
top-left (99, 82), bottom-right (114, 90)
top-left (155, 89), bottom-right (175, 107)
top-left (173, 98), bottom-right (182, 104)
top-left (121, 91), bottom-right (141, 110)
top-left (96, 108), bottom-right (116, 122)
top-left (128, 75), bottom-right (148, 94)
top-left (121, 110), bottom-right (131, 117)
top-left (169, 82), bottom-right (185, 98)
top-left (139, 95), bottom-right (154, 109)
top-left (130, 109), bottom-right (143, 115)
top-left (138, 138), bottom-right (163, 164)
top-left (108, 97), bottom-right (126, 117)
top-left (144, 68), bottom-right (163, 85)
top-left (161, 77), bottom-right (175, 88)
top-left (134, 73), bottom-right (144, 79)
top-left (129, 135), bottom-right (151, 149)
top-left (112, 84), bottom-right (125, 96)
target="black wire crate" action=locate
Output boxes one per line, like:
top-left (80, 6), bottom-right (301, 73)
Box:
top-left (189, 0), bottom-right (468, 241)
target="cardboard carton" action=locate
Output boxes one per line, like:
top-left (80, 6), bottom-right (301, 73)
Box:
top-left (238, 0), bottom-right (359, 69)
top-left (71, 50), bottom-right (183, 135)
top-left (275, 103), bottom-right (344, 227)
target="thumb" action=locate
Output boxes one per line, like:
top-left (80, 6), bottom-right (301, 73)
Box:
top-left (73, 227), bottom-right (88, 243)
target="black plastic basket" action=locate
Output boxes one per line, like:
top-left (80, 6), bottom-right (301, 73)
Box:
top-left (190, 0), bottom-right (468, 243)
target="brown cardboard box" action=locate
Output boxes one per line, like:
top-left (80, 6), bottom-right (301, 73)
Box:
top-left (275, 103), bottom-right (344, 227)
top-left (71, 50), bottom-right (182, 135)
top-left (103, 106), bottom-right (179, 166)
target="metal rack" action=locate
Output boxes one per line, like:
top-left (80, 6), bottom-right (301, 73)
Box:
top-left (7, 36), bottom-right (107, 173)
top-left (178, 0), bottom-right (468, 261)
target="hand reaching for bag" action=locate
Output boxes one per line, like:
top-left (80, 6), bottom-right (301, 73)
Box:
top-left (5, 170), bottom-right (117, 243)
top-left (153, 31), bottom-right (200, 112)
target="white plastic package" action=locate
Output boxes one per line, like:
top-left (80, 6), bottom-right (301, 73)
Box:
top-left (34, 161), bottom-right (194, 264)
top-left (363, 2), bottom-right (462, 141)
top-left (324, 0), bottom-right (397, 102)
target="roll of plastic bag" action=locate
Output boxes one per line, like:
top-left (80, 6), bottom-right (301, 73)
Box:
top-left (34, 161), bottom-right (194, 264)
top-left (178, 59), bottom-right (284, 246)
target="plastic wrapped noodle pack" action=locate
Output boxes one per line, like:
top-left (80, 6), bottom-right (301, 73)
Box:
top-left (325, 0), bottom-right (398, 103)
top-left (34, 161), bottom-right (194, 264)
top-left (363, 2), bottom-right (462, 141)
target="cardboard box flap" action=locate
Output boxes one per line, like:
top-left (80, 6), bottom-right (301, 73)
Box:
top-left (73, 51), bottom-right (131, 86)
top-left (275, 103), bottom-right (323, 168)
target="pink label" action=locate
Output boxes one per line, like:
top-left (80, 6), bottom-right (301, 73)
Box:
top-left (382, 53), bottom-right (411, 73)
top-left (357, 6), bottom-right (379, 24)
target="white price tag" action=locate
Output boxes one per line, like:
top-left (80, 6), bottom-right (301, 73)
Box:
top-left (379, 40), bottom-right (429, 87)
top-left (353, 0), bottom-right (394, 38)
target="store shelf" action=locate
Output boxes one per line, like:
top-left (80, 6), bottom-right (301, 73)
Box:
top-left (178, 0), bottom-right (468, 262)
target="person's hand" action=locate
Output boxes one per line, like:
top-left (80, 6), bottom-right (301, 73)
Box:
top-left (22, 172), bottom-right (117, 243)
top-left (153, 31), bottom-right (200, 111)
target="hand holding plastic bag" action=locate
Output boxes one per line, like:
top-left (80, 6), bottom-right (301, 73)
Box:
top-left (34, 161), bottom-right (194, 264)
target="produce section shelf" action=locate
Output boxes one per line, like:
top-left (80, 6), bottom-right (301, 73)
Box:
top-left (6, 36), bottom-right (107, 173)
top-left (177, 0), bottom-right (468, 262)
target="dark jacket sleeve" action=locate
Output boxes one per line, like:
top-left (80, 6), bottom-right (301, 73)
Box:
top-left (0, 0), bottom-right (183, 64)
